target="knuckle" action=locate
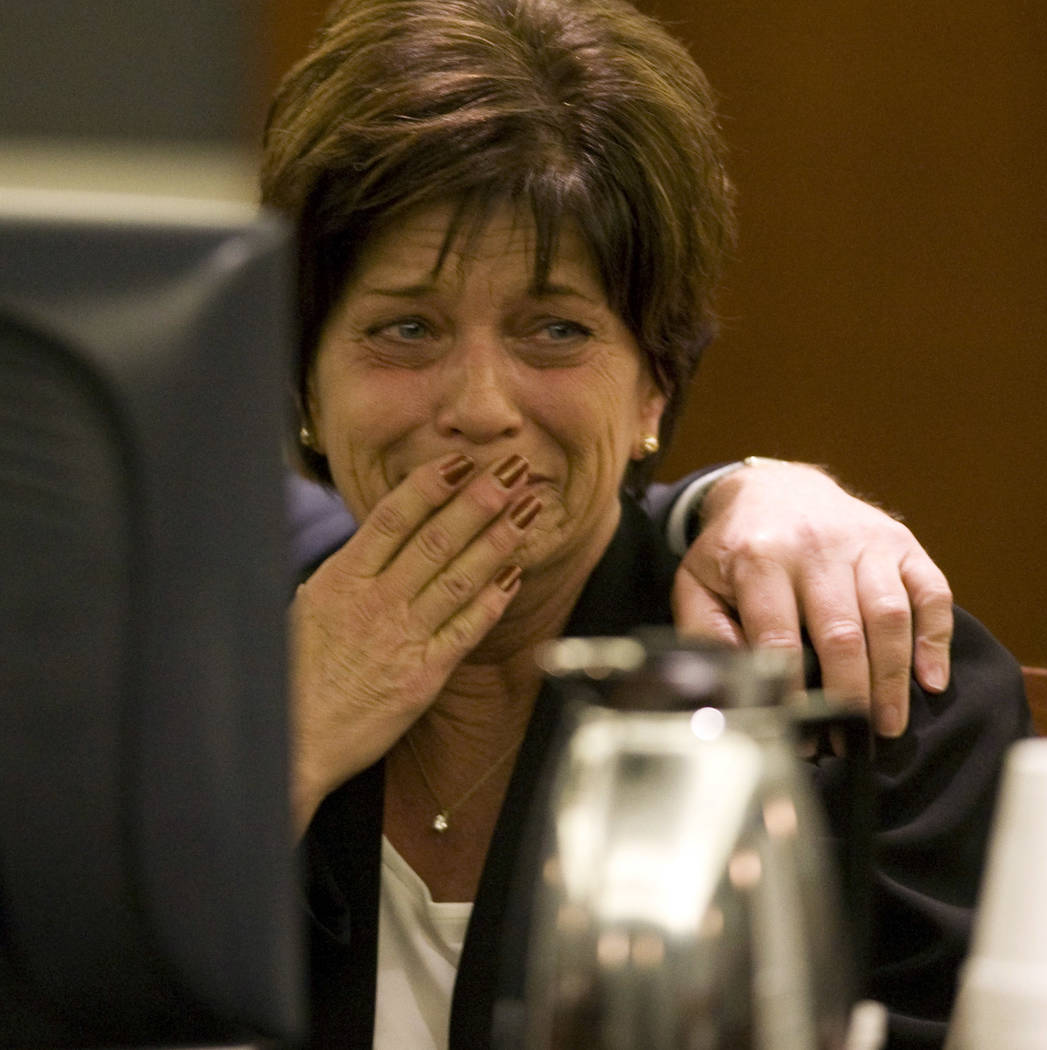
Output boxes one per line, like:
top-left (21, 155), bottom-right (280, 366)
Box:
top-left (437, 567), bottom-right (475, 603)
top-left (723, 522), bottom-right (824, 583)
top-left (866, 594), bottom-right (912, 632)
top-left (485, 522), bottom-right (521, 557)
top-left (881, 517), bottom-right (915, 543)
top-left (678, 612), bottom-right (743, 648)
top-left (367, 500), bottom-right (408, 540)
top-left (753, 629), bottom-right (802, 652)
top-left (819, 619), bottom-right (867, 657)
top-left (915, 581), bottom-right (954, 612)
top-left (438, 581), bottom-right (513, 653)
top-left (441, 611), bottom-right (479, 651)
top-left (414, 521), bottom-right (455, 564)
top-left (732, 531), bottom-right (792, 565)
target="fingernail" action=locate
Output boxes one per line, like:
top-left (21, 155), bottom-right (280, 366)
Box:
top-left (493, 453), bottom-right (528, 488)
top-left (509, 493), bottom-right (542, 528)
top-left (875, 703), bottom-right (904, 738)
top-left (923, 666), bottom-right (947, 693)
top-left (494, 564), bottom-right (522, 591)
top-left (439, 453), bottom-right (475, 485)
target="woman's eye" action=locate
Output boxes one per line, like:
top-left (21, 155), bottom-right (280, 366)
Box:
top-left (376, 318), bottom-right (430, 342)
top-left (541, 320), bottom-right (590, 342)
top-left (516, 317), bottom-right (595, 366)
top-left (360, 316), bottom-right (441, 366)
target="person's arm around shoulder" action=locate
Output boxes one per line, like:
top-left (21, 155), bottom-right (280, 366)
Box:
top-left (658, 458), bottom-right (954, 737)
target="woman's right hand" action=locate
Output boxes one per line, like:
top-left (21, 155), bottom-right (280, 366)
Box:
top-left (288, 451), bottom-right (539, 835)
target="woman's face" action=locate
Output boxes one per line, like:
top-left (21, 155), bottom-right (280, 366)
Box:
top-left (308, 203), bottom-right (666, 574)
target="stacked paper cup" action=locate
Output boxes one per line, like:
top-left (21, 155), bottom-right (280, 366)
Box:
top-left (946, 738), bottom-right (1047, 1049)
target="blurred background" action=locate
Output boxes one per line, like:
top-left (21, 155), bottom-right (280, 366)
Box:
top-left (3, 0), bottom-right (1043, 665)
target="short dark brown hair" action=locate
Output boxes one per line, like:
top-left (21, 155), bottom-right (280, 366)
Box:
top-left (261, 0), bottom-right (735, 491)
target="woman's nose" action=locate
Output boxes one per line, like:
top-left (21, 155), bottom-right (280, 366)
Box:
top-left (434, 340), bottom-right (523, 443)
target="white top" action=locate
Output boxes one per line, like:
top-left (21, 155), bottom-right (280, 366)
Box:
top-left (373, 836), bottom-right (473, 1050)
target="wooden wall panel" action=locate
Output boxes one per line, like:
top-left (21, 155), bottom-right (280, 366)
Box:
top-left (644, 1), bottom-right (1047, 664)
top-left (260, 0), bottom-right (1047, 663)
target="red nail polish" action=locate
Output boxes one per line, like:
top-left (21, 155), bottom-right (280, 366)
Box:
top-left (494, 564), bottom-right (522, 591)
top-left (439, 453), bottom-right (474, 485)
top-left (493, 453), bottom-right (528, 488)
top-left (510, 493), bottom-right (542, 529)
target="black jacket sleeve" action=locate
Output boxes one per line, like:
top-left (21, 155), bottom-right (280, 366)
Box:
top-left (640, 464), bottom-right (733, 539)
top-left (814, 606), bottom-right (1031, 1050)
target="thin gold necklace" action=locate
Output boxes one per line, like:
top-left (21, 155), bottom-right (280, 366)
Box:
top-left (405, 730), bottom-right (521, 833)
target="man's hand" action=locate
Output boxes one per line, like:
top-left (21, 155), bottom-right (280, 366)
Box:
top-left (671, 460), bottom-right (953, 737)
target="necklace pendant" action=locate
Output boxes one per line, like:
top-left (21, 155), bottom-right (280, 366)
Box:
top-left (432, 811), bottom-right (450, 833)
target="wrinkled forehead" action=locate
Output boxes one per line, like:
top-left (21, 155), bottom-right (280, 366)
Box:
top-left (351, 196), bottom-right (605, 298)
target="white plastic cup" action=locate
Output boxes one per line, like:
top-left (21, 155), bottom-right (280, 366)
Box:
top-left (946, 738), bottom-right (1047, 1049)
